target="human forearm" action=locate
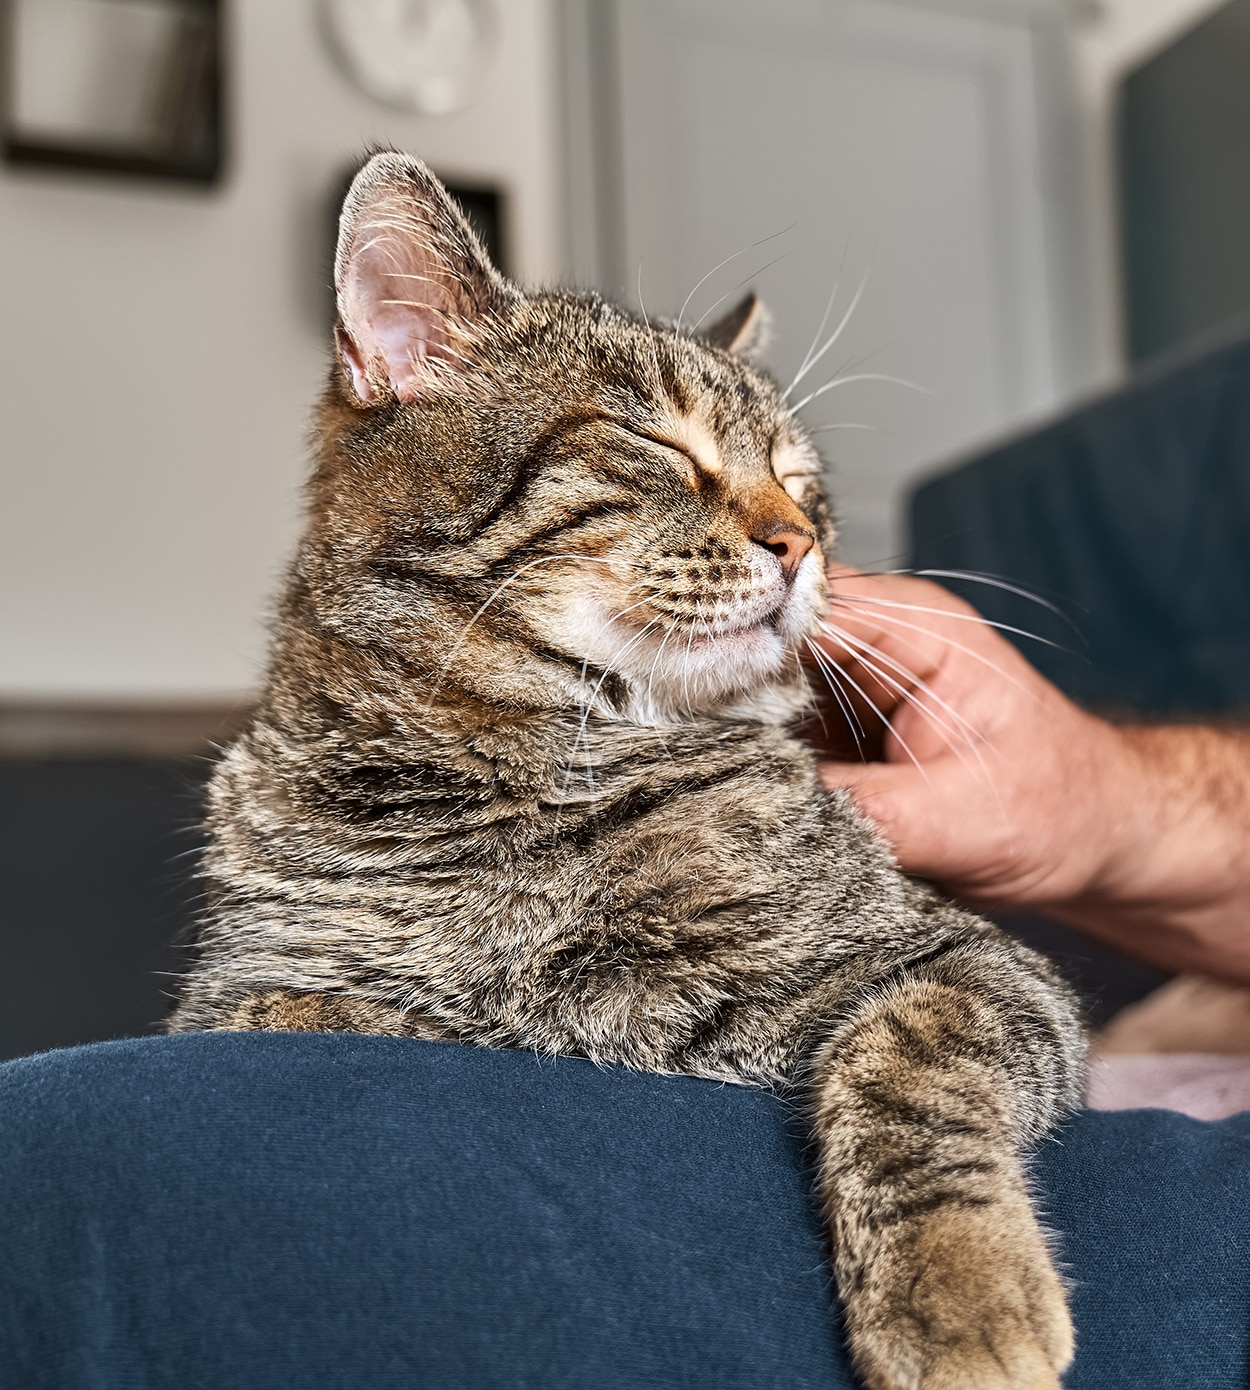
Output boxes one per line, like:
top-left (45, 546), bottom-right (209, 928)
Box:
top-left (1048, 724), bottom-right (1250, 982)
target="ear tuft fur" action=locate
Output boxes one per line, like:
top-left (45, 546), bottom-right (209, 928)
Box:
top-left (334, 151), bottom-right (512, 405)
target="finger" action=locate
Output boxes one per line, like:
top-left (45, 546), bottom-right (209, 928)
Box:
top-left (817, 591), bottom-right (946, 702)
top-left (820, 572), bottom-right (1049, 742)
top-left (809, 573), bottom-right (944, 722)
top-left (817, 759), bottom-right (963, 877)
top-left (809, 630), bottom-right (981, 765)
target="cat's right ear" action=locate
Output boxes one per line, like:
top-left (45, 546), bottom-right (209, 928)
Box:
top-left (333, 151), bottom-right (512, 406)
top-left (702, 292), bottom-right (771, 360)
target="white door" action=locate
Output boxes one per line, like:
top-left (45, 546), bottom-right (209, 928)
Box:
top-left (564, 0), bottom-right (1093, 565)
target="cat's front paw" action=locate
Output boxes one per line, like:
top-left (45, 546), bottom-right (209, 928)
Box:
top-left (846, 1195), bottom-right (1073, 1390)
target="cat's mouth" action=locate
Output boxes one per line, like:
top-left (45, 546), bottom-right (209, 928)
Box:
top-left (683, 605), bottom-right (782, 643)
top-left (666, 587), bottom-right (804, 643)
top-left (549, 585), bottom-right (817, 719)
top-left (537, 546), bottom-right (826, 717)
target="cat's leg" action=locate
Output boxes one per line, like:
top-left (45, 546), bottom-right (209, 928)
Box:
top-left (219, 990), bottom-right (448, 1039)
top-left (811, 941), bottom-right (1083, 1390)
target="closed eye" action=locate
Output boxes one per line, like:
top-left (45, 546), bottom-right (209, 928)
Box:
top-left (781, 474), bottom-right (821, 506)
top-left (771, 443), bottom-right (819, 501)
top-left (604, 421), bottom-right (704, 482)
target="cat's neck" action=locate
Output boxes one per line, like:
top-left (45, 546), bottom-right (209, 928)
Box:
top-left (255, 597), bottom-right (815, 818)
top-left (257, 647), bottom-right (809, 809)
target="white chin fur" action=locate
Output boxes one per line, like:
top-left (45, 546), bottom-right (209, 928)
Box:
top-left (550, 553), bottom-right (823, 723)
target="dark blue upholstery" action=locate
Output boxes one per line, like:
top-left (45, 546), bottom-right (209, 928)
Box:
top-left (1, 1034), bottom-right (1247, 1389)
top-left (909, 326), bottom-right (1250, 718)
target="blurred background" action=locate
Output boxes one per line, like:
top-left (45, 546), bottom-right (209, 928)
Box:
top-left (2, 0), bottom-right (1248, 1058)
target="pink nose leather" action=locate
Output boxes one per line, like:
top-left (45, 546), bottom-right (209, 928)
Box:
top-left (755, 526), bottom-right (814, 581)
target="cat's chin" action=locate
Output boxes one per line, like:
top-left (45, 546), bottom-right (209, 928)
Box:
top-left (553, 591), bottom-right (816, 723)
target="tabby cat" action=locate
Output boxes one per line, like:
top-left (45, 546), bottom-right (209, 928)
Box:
top-left (170, 151), bottom-right (1084, 1390)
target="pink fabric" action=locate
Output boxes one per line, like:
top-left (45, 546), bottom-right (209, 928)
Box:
top-left (1087, 1053), bottom-right (1250, 1120)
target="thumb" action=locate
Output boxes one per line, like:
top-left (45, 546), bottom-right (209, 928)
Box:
top-left (817, 759), bottom-right (950, 874)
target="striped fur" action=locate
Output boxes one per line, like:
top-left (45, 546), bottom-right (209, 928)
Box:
top-left (171, 152), bottom-right (1085, 1389)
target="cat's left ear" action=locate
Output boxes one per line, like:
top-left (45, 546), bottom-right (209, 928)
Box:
top-left (702, 292), bottom-right (771, 360)
top-left (333, 150), bottom-right (514, 405)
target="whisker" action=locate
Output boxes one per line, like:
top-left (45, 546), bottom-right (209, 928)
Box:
top-left (788, 276), bottom-right (841, 397)
top-left (790, 641), bottom-right (833, 743)
top-left (636, 259), bottom-right (665, 388)
top-left (565, 617), bottom-right (666, 798)
top-left (681, 607), bottom-right (701, 716)
top-left (805, 638), bottom-right (930, 783)
top-left (833, 563), bottom-right (1079, 631)
top-left (816, 630), bottom-right (969, 773)
top-left (826, 599), bottom-right (1044, 704)
top-left (830, 592), bottom-right (1070, 653)
top-left (426, 553), bottom-right (602, 705)
top-left (376, 552), bottom-right (639, 574)
top-left (903, 569), bottom-right (1086, 639)
top-left (675, 221), bottom-right (796, 333)
top-left (816, 620), bottom-right (993, 785)
top-left (688, 251), bottom-right (793, 334)
top-left (644, 616), bottom-right (681, 718)
top-left (823, 620), bottom-right (1014, 829)
top-left (788, 235), bottom-right (856, 393)
top-left (783, 275), bottom-right (869, 400)
top-left (553, 657), bottom-right (594, 813)
top-left (803, 638), bottom-right (865, 760)
top-left (601, 617), bottom-right (665, 708)
top-left (788, 372), bottom-right (936, 418)
top-left (817, 619), bottom-right (985, 755)
top-left (611, 592), bottom-right (661, 623)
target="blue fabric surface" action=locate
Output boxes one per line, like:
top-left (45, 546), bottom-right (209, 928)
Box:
top-left (1, 1033), bottom-right (1247, 1389)
top-left (909, 325), bottom-right (1250, 718)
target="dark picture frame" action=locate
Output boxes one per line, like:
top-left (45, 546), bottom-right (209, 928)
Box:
top-left (1, 0), bottom-right (224, 186)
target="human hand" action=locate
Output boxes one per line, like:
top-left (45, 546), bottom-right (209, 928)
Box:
top-left (807, 567), bottom-right (1250, 981)
top-left (807, 567), bottom-right (1124, 909)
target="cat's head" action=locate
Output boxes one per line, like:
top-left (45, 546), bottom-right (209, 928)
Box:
top-left (307, 151), bottom-right (833, 725)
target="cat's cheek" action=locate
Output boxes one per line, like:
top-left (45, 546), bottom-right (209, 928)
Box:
top-left (542, 587), bottom-right (794, 716)
top-left (542, 590), bottom-right (635, 672)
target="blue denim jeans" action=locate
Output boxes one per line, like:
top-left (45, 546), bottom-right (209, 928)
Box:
top-left (1, 1033), bottom-right (1246, 1388)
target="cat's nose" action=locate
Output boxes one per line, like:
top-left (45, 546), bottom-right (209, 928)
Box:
top-left (755, 526), bottom-right (814, 582)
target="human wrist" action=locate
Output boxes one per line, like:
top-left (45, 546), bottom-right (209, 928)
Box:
top-left (1009, 704), bottom-right (1144, 910)
top-left (1049, 723), bottom-right (1250, 975)
top-left (1102, 725), bottom-right (1250, 904)
top-left (1066, 722), bottom-right (1173, 907)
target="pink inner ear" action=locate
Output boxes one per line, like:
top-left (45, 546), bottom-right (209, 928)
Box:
top-left (338, 220), bottom-right (466, 404)
top-left (371, 297), bottom-right (454, 403)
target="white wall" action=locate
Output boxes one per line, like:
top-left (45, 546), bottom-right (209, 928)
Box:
top-left (0, 0), bottom-right (560, 701)
top-left (1064, 0), bottom-right (1229, 378)
top-left (594, 0), bottom-right (1098, 566)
